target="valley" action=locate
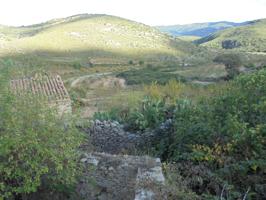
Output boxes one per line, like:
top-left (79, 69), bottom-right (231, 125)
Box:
top-left (1, 11), bottom-right (266, 200)
top-left (0, 14), bottom-right (225, 117)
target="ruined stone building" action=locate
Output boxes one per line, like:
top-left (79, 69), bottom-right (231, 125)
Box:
top-left (10, 74), bottom-right (166, 200)
top-left (10, 74), bottom-right (71, 116)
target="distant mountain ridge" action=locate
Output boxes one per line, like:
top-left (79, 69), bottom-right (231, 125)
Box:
top-left (156, 21), bottom-right (251, 37)
top-left (195, 19), bottom-right (266, 52)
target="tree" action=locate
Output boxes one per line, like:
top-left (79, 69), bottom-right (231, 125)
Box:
top-left (0, 61), bottom-right (83, 199)
top-left (214, 53), bottom-right (242, 79)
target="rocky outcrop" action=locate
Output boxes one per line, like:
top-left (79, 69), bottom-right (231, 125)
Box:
top-left (78, 152), bottom-right (166, 200)
top-left (222, 40), bottom-right (241, 49)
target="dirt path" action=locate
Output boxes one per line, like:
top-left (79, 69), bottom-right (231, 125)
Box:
top-left (69, 72), bottom-right (112, 87)
top-left (247, 52), bottom-right (266, 56)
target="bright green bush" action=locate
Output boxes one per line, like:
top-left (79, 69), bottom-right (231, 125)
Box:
top-left (93, 108), bottom-right (123, 122)
top-left (93, 96), bottom-right (168, 131)
top-left (0, 65), bottom-right (83, 199)
top-left (127, 97), bottom-right (167, 131)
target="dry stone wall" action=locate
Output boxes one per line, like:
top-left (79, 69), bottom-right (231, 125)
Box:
top-left (84, 119), bottom-right (173, 154)
top-left (78, 120), bottom-right (172, 200)
top-left (78, 152), bottom-right (166, 200)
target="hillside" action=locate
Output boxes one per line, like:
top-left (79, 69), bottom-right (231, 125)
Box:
top-left (196, 19), bottom-right (266, 52)
top-left (0, 14), bottom-right (197, 66)
top-left (156, 21), bottom-right (248, 37)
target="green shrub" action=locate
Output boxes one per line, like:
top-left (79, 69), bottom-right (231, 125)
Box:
top-left (118, 67), bottom-right (186, 85)
top-left (93, 108), bottom-right (122, 122)
top-left (213, 53), bottom-right (243, 79)
top-left (0, 66), bottom-right (83, 199)
top-left (72, 62), bottom-right (82, 70)
top-left (139, 60), bottom-right (144, 65)
top-left (127, 97), bottom-right (167, 131)
top-left (128, 60), bottom-right (134, 65)
top-left (147, 63), bottom-right (153, 68)
top-left (160, 69), bottom-right (266, 198)
top-left (113, 68), bottom-right (266, 198)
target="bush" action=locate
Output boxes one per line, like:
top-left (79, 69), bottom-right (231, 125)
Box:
top-left (93, 108), bottom-right (123, 122)
top-left (72, 62), bottom-right (82, 70)
top-left (128, 60), bottom-right (134, 65)
top-left (117, 67), bottom-right (186, 85)
top-left (127, 97), bottom-right (167, 131)
top-left (113, 68), bottom-right (266, 198)
top-left (139, 60), bottom-right (144, 65)
top-left (0, 66), bottom-right (83, 199)
top-left (159, 69), bottom-right (266, 198)
top-left (214, 53), bottom-right (243, 79)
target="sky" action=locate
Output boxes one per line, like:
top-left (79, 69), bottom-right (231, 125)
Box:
top-left (0, 0), bottom-right (266, 26)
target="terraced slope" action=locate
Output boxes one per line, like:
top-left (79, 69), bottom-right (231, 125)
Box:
top-left (196, 19), bottom-right (266, 52)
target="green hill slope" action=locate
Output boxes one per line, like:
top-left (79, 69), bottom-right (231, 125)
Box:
top-left (0, 14), bottom-right (196, 65)
top-left (196, 19), bottom-right (266, 52)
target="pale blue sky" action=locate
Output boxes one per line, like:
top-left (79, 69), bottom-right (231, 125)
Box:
top-left (0, 0), bottom-right (266, 26)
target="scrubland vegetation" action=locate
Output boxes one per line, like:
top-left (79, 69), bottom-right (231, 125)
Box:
top-left (1, 13), bottom-right (266, 200)
top-left (0, 61), bottom-right (84, 199)
top-left (94, 68), bottom-right (266, 199)
top-left (197, 19), bottom-right (266, 52)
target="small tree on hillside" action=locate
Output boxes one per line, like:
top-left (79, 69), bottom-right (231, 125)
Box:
top-left (214, 53), bottom-right (243, 79)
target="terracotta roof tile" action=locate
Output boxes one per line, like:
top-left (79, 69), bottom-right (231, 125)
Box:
top-left (10, 74), bottom-right (70, 102)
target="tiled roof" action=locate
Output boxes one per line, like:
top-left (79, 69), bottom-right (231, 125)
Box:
top-left (10, 74), bottom-right (70, 102)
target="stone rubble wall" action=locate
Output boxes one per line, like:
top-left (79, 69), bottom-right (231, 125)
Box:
top-left (78, 152), bottom-right (166, 200)
top-left (84, 119), bottom-right (173, 154)
top-left (78, 120), bottom-right (173, 199)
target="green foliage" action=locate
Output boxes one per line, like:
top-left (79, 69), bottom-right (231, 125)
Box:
top-left (127, 97), bottom-right (167, 130)
top-left (214, 53), bottom-right (242, 79)
top-left (107, 68), bottom-right (266, 198)
top-left (128, 60), bottom-right (134, 65)
top-left (163, 164), bottom-right (200, 200)
top-left (94, 96), bottom-right (167, 131)
top-left (0, 64), bottom-right (83, 199)
top-left (160, 69), bottom-right (266, 198)
top-left (72, 62), bottom-right (82, 70)
top-left (138, 60), bottom-right (144, 65)
top-left (118, 65), bottom-right (186, 85)
top-left (197, 19), bottom-right (266, 52)
top-left (93, 108), bottom-right (122, 122)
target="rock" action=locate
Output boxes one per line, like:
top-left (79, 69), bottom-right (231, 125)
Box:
top-left (80, 158), bottom-right (88, 163)
top-left (222, 40), bottom-right (241, 49)
top-left (135, 189), bottom-right (155, 200)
